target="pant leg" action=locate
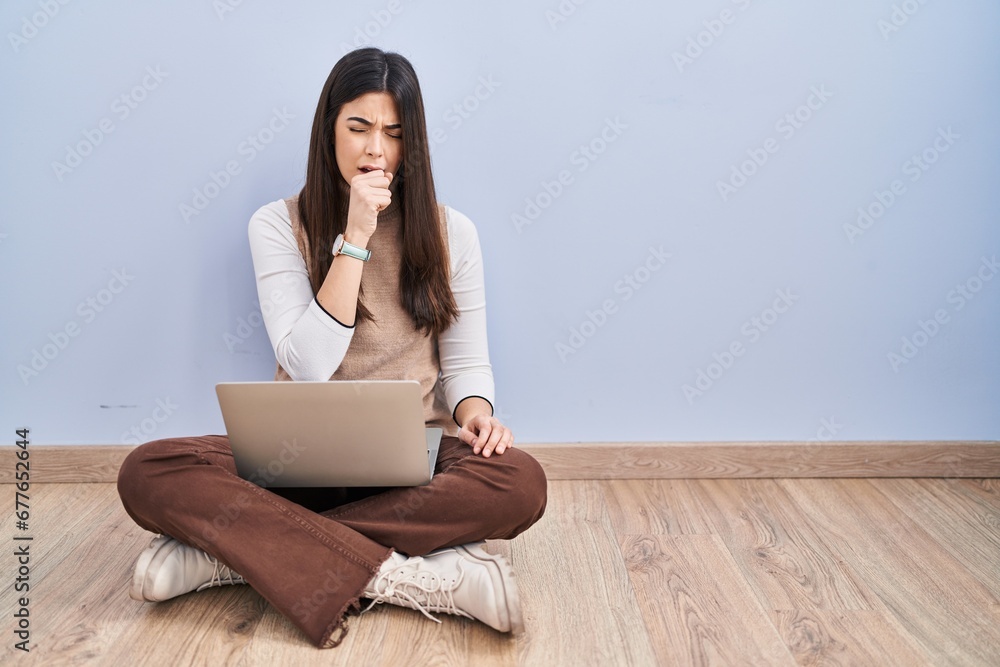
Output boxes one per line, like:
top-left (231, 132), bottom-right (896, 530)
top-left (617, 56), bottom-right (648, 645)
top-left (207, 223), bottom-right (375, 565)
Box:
top-left (320, 435), bottom-right (549, 557)
top-left (116, 434), bottom-right (392, 648)
top-left (117, 434), bottom-right (548, 647)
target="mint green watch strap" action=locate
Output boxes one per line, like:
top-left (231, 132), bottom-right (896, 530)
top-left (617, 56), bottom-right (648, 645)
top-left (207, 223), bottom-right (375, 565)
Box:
top-left (340, 239), bottom-right (371, 261)
top-left (333, 233), bottom-right (371, 261)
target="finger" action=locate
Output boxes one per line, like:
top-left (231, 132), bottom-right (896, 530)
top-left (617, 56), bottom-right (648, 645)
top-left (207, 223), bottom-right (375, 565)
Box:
top-left (457, 426), bottom-right (476, 447)
top-left (495, 432), bottom-right (513, 455)
top-left (352, 170), bottom-right (384, 185)
top-left (357, 170), bottom-right (391, 188)
top-left (372, 195), bottom-right (392, 213)
top-left (481, 424), bottom-right (505, 458)
top-left (472, 421), bottom-right (492, 455)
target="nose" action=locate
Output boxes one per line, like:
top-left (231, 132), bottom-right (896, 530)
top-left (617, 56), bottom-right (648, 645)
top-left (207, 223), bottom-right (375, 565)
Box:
top-left (365, 131), bottom-right (383, 158)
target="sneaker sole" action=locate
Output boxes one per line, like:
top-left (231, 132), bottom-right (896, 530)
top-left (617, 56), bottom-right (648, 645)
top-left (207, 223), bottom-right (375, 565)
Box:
top-left (454, 543), bottom-right (524, 635)
top-left (129, 535), bottom-right (173, 602)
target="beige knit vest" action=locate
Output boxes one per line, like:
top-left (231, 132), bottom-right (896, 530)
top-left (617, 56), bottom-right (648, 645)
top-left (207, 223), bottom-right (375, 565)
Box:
top-left (273, 188), bottom-right (456, 437)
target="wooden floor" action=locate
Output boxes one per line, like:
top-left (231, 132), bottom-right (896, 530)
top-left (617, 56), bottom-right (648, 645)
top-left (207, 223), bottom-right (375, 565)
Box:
top-left (1, 478), bottom-right (998, 666)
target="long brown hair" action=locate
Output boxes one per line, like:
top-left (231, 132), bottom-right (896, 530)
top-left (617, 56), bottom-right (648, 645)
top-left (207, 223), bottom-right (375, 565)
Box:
top-left (298, 47), bottom-right (458, 336)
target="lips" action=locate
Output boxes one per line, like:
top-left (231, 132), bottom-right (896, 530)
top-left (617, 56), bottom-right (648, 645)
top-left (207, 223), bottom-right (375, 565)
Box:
top-left (359, 165), bottom-right (383, 173)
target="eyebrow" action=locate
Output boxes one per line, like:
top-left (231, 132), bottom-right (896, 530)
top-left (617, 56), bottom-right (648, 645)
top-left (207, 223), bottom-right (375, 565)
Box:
top-left (346, 116), bottom-right (402, 130)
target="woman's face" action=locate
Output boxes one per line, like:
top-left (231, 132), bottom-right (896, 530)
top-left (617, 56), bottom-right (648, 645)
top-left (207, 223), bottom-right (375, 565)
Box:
top-left (333, 92), bottom-right (404, 185)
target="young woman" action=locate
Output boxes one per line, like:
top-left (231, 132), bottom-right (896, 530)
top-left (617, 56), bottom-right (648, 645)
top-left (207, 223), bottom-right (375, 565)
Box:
top-left (116, 47), bottom-right (547, 650)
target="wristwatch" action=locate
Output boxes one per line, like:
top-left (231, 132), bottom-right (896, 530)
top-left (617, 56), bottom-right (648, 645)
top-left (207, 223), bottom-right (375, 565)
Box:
top-left (331, 233), bottom-right (371, 262)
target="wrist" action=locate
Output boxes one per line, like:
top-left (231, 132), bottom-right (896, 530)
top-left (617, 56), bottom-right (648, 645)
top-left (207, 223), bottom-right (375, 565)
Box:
top-left (332, 232), bottom-right (372, 262)
top-left (343, 229), bottom-right (370, 248)
top-left (453, 396), bottom-right (494, 429)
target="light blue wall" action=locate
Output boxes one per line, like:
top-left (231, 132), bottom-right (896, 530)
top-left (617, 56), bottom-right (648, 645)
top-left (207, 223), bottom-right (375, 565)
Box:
top-left (2, 1), bottom-right (998, 444)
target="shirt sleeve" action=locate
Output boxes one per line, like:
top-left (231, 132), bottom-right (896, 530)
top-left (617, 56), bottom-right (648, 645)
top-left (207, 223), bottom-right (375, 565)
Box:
top-left (247, 199), bottom-right (355, 381)
top-left (438, 206), bottom-right (496, 417)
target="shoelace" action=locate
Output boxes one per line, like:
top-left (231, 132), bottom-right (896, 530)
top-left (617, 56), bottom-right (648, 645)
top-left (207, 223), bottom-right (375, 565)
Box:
top-left (360, 556), bottom-right (470, 623)
top-left (196, 557), bottom-right (247, 592)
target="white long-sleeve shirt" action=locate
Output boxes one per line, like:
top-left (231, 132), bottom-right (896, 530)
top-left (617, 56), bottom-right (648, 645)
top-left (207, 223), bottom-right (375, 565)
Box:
top-left (247, 199), bottom-right (495, 419)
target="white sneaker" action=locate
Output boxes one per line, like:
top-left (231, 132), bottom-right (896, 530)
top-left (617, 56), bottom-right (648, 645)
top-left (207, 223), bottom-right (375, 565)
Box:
top-left (361, 542), bottom-right (524, 635)
top-left (129, 535), bottom-right (247, 602)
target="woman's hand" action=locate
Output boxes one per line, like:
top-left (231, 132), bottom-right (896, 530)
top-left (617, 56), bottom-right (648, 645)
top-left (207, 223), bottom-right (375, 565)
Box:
top-left (458, 413), bottom-right (515, 458)
top-left (345, 169), bottom-right (393, 245)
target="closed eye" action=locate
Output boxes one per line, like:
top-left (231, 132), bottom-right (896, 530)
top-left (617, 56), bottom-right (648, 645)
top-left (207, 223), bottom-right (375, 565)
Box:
top-left (350, 128), bottom-right (402, 139)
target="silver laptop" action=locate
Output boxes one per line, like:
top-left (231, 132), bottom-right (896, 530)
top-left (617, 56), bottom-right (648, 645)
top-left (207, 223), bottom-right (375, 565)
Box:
top-left (215, 380), bottom-right (442, 488)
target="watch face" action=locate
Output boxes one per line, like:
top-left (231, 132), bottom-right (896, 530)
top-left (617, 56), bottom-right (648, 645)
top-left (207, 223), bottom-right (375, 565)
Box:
top-left (332, 233), bottom-right (344, 255)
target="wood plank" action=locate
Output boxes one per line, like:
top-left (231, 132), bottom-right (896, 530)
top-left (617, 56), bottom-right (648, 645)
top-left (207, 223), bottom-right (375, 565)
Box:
top-left (875, 478), bottom-right (1000, 600)
top-left (777, 478), bottom-right (1000, 666)
top-left (1, 483), bottom-right (269, 665)
top-left (0, 484), bottom-right (164, 661)
top-left (681, 479), bottom-right (874, 612)
top-left (772, 610), bottom-right (930, 666)
top-left (528, 441), bottom-right (1000, 479)
top-left (345, 588), bottom-right (516, 667)
top-left (600, 478), bottom-right (715, 535)
top-left (510, 480), bottom-right (659, 666)
top-left (1, 445), bottom-right (134, 483)
top-left (4, 477), bottom-right (999, 665)
top-left (940, 478), bottom-right (1000, 516)
top-left (960, 478), bottom-right (1000, 498)
top-left (620, 533), bottom-right (795, 666)
top-left (2, 441), bottom-right (999, 484)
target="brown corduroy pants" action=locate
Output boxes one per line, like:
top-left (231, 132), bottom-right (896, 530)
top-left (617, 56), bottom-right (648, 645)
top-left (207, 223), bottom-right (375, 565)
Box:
top-left (116, 434), bottom-right (547, 648)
